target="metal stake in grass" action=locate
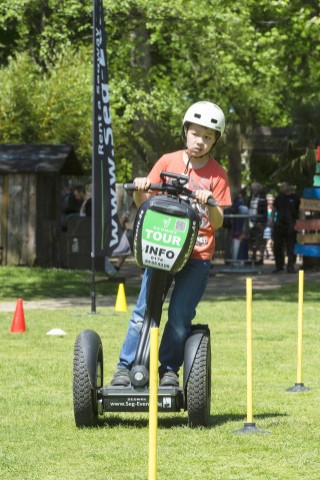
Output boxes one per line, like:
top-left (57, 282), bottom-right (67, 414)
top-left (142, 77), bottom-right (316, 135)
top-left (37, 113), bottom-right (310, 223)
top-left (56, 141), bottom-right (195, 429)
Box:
top-left (286, 270), bottom-right (310, 393)
top-left (234, 278), bottom-right (270, 434)
top-left (148, 327), bottom-right (159, 480)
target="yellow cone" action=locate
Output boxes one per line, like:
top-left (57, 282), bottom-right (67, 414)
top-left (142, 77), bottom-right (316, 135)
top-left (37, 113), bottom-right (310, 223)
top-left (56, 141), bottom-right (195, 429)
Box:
top-left (115, 283), bottom-right (128, 312)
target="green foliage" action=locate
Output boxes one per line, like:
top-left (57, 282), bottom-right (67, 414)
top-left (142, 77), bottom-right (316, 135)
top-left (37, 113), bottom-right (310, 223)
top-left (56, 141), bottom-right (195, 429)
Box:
top-left (38, 46), bottom-right (92, 161)
top-left (0, 0), bottom-right (92, 67)
top-left (0, 47), bottom-right (92, 164)
top-left (0, 0), bottom-right (319, 183)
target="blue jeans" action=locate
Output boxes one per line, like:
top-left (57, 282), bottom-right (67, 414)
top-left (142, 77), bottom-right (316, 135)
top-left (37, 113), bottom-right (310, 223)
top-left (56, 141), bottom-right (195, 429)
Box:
top-left (117, 259), bottom-right (211, 373)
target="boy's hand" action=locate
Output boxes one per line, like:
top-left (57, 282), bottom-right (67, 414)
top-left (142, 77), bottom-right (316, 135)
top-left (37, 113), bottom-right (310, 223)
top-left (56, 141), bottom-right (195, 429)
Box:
top-left (133, 177), bottom-right (152, 208)
top-left (133, 177), bottom-right (151, 191)
top-left (194, 189), bottom-right (214, 206)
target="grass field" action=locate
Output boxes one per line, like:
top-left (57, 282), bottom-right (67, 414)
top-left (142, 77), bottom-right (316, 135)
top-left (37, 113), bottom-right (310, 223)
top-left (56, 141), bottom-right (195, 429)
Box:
top-left (0, 266), bottom-right (139, 300)
top-left (0, 267), bottom-right (319, 479)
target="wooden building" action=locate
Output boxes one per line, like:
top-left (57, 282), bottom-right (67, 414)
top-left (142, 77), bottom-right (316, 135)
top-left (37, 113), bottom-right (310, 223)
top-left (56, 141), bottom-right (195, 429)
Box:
top-left (0, 144), bottom-right (83, 267)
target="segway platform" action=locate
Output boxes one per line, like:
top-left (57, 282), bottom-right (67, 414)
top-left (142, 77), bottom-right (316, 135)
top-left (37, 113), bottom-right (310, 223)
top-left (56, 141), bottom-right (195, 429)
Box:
top-left (100, 386), bottom-right (184, 412)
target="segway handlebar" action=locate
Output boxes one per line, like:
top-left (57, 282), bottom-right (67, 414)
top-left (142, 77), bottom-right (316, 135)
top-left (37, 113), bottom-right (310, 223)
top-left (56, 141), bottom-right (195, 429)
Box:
top-left (124, 171), bottom-right (218, 207)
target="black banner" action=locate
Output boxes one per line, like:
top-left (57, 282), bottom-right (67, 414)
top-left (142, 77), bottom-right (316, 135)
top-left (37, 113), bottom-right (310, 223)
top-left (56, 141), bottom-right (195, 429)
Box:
top-left (92, 0), bottom-right (120, 257)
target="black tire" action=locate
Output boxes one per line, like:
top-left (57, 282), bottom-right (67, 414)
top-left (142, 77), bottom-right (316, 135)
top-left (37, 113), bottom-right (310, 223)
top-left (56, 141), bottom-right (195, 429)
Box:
top-left (186, 333), bottom-right (211, 428)
top-left (73, 332), bottom-right (103, 428)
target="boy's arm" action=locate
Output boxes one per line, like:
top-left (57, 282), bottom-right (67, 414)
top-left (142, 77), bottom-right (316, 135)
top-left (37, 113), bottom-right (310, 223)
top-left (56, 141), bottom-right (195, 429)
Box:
top-left (208, 205), bottom-right (224, 229)
top-left (193, 189), bottom-right (224, 229)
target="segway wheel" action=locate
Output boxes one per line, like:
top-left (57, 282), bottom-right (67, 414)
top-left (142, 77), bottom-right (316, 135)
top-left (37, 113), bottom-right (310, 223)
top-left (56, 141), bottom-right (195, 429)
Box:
top-left (186, 333), bottom-right (211, 428)
top-left (73, 330), bottom-right (103, 428)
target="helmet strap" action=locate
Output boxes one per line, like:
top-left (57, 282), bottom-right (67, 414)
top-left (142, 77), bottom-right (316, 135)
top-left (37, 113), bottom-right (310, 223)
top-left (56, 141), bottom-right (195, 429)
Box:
top-left (184, 153), bottom-right (191, 174)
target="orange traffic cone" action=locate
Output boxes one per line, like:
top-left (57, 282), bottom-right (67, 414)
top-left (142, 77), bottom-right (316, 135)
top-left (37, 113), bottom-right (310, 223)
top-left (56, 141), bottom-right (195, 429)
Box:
top-left (10, 298), bottom-right (26, 333)
top-left (115, 283), bottom-right (127, 312)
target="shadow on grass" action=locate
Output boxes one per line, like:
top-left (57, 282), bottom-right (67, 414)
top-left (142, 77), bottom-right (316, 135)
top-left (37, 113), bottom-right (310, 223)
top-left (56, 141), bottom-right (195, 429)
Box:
top-left (97, 411), bottom-right (287, 430)
top-left (211, 411), bottom-right (287, 427)
top-left (99, 416), bottom-right (187, 429)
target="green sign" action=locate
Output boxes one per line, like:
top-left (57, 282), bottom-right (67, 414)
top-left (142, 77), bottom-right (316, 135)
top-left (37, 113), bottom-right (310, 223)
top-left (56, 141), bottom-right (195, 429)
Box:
top-left (141, 210), bottom-right (190, 270)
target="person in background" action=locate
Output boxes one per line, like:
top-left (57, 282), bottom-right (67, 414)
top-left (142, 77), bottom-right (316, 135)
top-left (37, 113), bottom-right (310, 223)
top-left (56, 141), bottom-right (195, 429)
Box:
top-left (120, 188), bottom-right (136, 252)
top-left (230, 188), bottom-right (249, 261)
top-left (73, 185), bottom-right (87, 212)
top-left (247, 182), bottom-right (267, 264)
top-left (263, 193), bottom-right (275, 260)
top-left (269, 181), bottom-right (300, 273)
top-left (79, 184), bottom-right (92, 217)
top-left (113, 183), bottom-right (137, 271)
top-left (60, 180), bottom-right (81, 231)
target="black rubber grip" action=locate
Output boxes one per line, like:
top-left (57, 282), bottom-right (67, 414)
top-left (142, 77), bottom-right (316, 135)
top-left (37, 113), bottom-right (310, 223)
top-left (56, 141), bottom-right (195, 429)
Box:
top-left (123, 183), bottom-right (218, 206)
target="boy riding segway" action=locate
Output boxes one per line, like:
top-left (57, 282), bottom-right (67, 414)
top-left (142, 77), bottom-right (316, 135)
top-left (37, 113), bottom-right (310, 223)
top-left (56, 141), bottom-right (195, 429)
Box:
top-left (111, 101), bottom-right (231, 388)
top-left (73, 101), bottom-right (231, 429)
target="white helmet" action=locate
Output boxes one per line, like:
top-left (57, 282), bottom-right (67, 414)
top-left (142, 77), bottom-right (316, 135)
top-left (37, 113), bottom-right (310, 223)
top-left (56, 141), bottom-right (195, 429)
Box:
top-left (182, 101), bottom-right (225, 141)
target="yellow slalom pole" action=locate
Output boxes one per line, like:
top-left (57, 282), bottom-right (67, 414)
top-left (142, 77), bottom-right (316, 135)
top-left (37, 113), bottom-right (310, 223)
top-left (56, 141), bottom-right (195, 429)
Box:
top-left (234, 278), bottom-right (269, 433)
top-left (246, 278), bottom-right (253, 424)
top-left (296, 270), bottom-right (304, 384)
top-left (148, 327), bottom-right (159, 480)
top-left (286, 269), bottom-right (309, 393)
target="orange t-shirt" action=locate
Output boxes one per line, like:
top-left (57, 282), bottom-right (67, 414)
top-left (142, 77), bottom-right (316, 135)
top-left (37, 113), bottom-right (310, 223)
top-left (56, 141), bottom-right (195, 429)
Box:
top-left (147, 150), bottom-right (231, 260)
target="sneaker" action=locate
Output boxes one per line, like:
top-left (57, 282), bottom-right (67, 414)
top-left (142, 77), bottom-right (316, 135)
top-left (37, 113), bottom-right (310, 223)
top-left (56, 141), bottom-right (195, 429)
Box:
top-left (111, 368), bottom-right (130, 387)
top-left (159, 371), bottom-right (179, 387)
top-left (272, 268), bottom-right (284, 274)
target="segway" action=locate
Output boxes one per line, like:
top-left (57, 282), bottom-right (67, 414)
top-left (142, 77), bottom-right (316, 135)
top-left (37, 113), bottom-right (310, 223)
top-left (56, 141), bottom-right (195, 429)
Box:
top-left (73, 172), bottom-right (215, 428)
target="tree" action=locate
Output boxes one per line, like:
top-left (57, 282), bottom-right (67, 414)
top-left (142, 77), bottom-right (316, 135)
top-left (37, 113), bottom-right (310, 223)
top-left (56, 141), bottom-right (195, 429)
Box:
top-left (0, 48), bottom-right (92, 160)
top-left (0, 0), bottom-right (319, 188)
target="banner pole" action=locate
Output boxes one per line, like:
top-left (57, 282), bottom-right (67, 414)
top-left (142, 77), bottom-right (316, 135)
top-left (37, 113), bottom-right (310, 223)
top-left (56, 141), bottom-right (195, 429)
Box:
top-left (91, 0), bottom-right (96, 314)
top-left (90, 256), bottom-right (97, 314)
